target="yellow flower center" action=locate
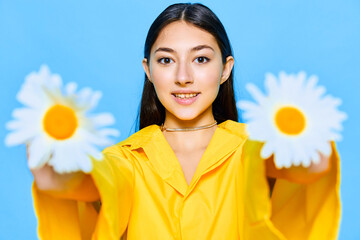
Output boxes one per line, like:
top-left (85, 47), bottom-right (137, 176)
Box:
top-left (275, 106), bottom-right (306, 135)
top-left (43, 104), bottom-right (78, 140)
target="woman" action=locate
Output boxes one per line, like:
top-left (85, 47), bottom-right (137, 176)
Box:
top-left (31, 3), bottom-right (340, 239)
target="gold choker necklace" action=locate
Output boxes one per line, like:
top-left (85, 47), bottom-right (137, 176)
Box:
top-left (160, 121), bottom-right (217, 132)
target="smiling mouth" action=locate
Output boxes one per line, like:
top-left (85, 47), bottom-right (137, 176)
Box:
top-left (172, 93), bottom-right (200, 99)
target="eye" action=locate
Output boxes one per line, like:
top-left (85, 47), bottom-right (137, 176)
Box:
top-left (158, 57), bottom-right (173, 64)
top-left (194, 56), bottom-right (210, 64)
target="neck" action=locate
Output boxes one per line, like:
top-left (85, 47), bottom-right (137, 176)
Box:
top-left (161, 121), bottom-right (217, 132)
top-left (162, 124), bottom-right (217, 153)
top-left (163, 108), bottom-right (216, 129)
top-left (161, 109), bottom-right (217, 152)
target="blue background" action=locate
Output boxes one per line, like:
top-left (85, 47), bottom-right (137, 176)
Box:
top-left (1, 0), bottom-right (359, 239)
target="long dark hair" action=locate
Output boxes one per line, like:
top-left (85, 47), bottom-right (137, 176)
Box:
top-left (137, 3), bottom-right (238, 130)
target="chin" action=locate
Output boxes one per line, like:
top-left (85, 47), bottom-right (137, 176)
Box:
top-left (169, 108), bottom-right (209, 122)
top-left (173, 113), bottom-right (200, 121)
top-left (164, 101), bottom-right (214, 123)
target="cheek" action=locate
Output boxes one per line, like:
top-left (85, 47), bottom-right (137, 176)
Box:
top-left (150, 68), bottom-right (171, 94)
top-left (150, 73), bottom-right (174, 111)
top-left (197, 59), bottom-right (222, 81)
top-left (152, 65), bottom-right (174, 80)
top-left (196, 66), bottom-right (222, 95)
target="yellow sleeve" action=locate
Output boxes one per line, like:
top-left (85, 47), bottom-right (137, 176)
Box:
top-left (241, 140), bottom-right (340, 240)
top-left (270, 142), bottom-right (340, 240)
top-left (32, 146), bottom-right (134, 240)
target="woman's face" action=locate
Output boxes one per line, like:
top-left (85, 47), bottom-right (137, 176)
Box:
top-left (143, 21), bottom-right (234, 125)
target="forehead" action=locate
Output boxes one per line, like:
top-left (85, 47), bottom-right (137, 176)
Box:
top-left (151, 21), bottom-right (220, 52)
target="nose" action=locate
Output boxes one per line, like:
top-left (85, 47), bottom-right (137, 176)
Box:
top-left (175, 61), bottom-right (193, 86)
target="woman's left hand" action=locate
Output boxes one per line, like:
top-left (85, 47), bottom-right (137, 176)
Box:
top-left (266, 151), bottom-right (332, 184)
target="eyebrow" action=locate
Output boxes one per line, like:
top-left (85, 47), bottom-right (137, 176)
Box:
top-left (154, 45), bottom-right (215, 54)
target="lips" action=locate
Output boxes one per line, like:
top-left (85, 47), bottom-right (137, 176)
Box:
top-left (172, 93), bottom-right (199, 99)
top-left (171, 91), bottom-right (200, 105)
top-left (171, 90), bottom-right (200, 97)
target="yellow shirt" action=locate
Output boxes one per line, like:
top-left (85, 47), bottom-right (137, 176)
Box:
top-left (32, 120), bottom-right (341, 239)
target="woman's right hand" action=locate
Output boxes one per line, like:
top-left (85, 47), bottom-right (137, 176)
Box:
top-left (28, 145), bottom-right (100, 201)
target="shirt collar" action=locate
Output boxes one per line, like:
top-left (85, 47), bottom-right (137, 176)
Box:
top-left (119, 120), bottom-right (247, 149)
top-left (118, 120), bottom-right (247, 196)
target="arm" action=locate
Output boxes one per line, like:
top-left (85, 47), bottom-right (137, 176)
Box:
top-left (268, 142), bottom-right (341, 239)
top-left (32, 145), bottom-right (135, 239)
top-left (242, 140), bottom-right (340, 240)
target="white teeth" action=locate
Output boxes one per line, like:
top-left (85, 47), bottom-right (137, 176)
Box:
top-left (174, 93), bottom-right (198, 99)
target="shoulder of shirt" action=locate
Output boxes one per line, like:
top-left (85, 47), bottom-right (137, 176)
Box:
top-left (218, 120), bottom-right (248, 139)
top-left (105, 120), bottom-right (248, 151)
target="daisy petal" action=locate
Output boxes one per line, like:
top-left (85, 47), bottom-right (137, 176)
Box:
top-left (65, 82), bottom-right (78, 95)
top-left (98, 128), bottom-right (120, 138)
top-left (72, 147), bottom-right (94, 173)
top-left (88, 91), bottom-right (102, 109)
top-left (318, 142), bottom-right (332, 157)
top-left (78, 87), bottom-right (93, 102)
top-left (237, 101), bottom-right (259, 112)
top-left (90, 113), bottom-right (115, 127)
top-left (6, 120), bottom-right (30, 131)
top-left (5, 129), bottom-right (37, 146)
top-left (246, 83), bottom-right (266, 105)
top-left (50, 142), bottom-right (79, 173)
top-left (77, 154), bottom-right (93, 173)
top-left (260, 142), bottom-right (274, 159)
top-left (28, 135), bottom-right (52, 169)
top-left (265, 73), bottom-right (279, 97)
top-left (82, 143), bottom-right (103, 160)
top-left (12, 108), bottom-right (40, 121)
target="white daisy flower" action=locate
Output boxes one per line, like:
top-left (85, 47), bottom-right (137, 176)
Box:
top-left (237, 71), bottom-right (347, 168)
top-left (5, 65), bottom-right (120, 173)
